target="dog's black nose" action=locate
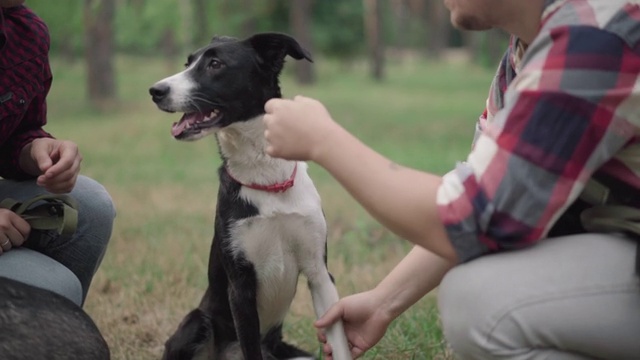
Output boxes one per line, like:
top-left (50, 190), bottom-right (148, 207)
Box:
top-left (149, 84), bottom-right (170, 103)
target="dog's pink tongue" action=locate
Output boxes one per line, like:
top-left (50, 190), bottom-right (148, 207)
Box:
top-left (171, 121), bottom-right (187, 137)
top-left (172, 113), bottom-right (202, 137)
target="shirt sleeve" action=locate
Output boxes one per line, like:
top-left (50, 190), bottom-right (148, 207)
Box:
top-left (0, 6), bottom-right (53, 180)
top-left (437, 25), bottom-right (640, 262)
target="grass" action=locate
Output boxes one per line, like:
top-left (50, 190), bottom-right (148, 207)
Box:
top-left (44, 54), bottom-right (493, 359)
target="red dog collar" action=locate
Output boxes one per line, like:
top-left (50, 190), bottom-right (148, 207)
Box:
top-left (226, 163), bottom-right (297, 193)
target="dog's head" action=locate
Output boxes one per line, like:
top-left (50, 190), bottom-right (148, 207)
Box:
top-left (149, 32), bottom-right (312, 141)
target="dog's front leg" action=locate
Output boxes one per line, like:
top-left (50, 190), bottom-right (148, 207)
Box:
top-left (226, 269), bottom-right (263, 360)
top-left (304, 264), bottom-right (352, 360)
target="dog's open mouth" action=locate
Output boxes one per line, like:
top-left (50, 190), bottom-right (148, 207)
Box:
top-left (172, 109), bottom-right (223, 138)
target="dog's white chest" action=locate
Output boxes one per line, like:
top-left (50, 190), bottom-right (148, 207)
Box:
top-left (229, 175), bottom-right (327, 334)
top-left (230, 213), bottom-right (308, 334)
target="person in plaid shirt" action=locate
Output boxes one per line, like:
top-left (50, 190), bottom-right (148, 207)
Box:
top-left (0, 0), bottom-right (114, 306)
top-left (264, 0), bottom-right (640, 358)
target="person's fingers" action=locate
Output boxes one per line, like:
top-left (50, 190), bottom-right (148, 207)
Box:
top-left (0, 235), bottom-right (12, 251)
top-left (265, 145), bottom-right (275, 157)
top-left (0, 211), bottom-right (30, 247)
top-left (352, 346), bottom-right (366, 359)
top-left (32, 147), bottom-right (53, 173)
top-left (264, 98), bottom-right (286, 114)
top-left (323, 342), bottom-right (333, 358)
top-left (316, 329), bottom-right (327, 343)
top-left (293, 94), bottom-right (311, 102)
top-left (314, 303), bottom-right (344, 328)
top-left (42, 167), bottom-right (75, 184)
top-left (43, 143), bottom-right (80, 180)
top-left (264, 98), bottom-right (276, 113)
top-left (10, 214), bottom-right (30, 240)
top-left (5, 226), bottom-right (26, 247)
top-left (37, 170), bottom-right (75, 193)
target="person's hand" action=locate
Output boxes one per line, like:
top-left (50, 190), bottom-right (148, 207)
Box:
top-left (263, 95), bottom-right (342, 161)
top-left (0, 209), bottom-right (30, 255)
top-left (314, 290), bottom-right (394, 359)
top-left (19, 138), bottom-right (82, 193)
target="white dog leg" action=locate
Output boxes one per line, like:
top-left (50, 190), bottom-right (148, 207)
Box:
top-left (306, 268), bottom-right (352, 360)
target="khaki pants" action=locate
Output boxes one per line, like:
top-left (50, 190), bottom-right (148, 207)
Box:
top-left (438, 233), bottom-right (640, 360)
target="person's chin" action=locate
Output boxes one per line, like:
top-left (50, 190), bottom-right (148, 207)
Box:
top-left (451, 13), bottom-right (492, 31)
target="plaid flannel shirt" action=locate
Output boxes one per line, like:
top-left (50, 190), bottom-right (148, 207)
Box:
top-left (0, 5), bottom-right (52, 180)
top-left (437, 0), bottom-right (640, 262)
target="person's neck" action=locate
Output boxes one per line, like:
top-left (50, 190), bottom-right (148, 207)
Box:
top-left (498, 0), bottom-right (546, 45)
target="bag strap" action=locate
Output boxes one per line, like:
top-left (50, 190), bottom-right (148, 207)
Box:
top-left (0, 194), bottom-right (79, 236)
top-left (581, 205), bottom-right (640, 235)
top-left (579, 178), bottom-right (640, 274)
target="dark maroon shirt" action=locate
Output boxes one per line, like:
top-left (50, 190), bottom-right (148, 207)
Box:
top-left (0, 5), bottom-right (52, 180)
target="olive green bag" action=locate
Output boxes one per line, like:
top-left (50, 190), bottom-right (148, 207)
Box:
top-left (579, 178), bottom-right (640, 274)
top-left (0, 194), bottom-right (78, 236)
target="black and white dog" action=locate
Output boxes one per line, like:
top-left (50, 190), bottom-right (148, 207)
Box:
top-left (150, 33), bottom-right (351, 360)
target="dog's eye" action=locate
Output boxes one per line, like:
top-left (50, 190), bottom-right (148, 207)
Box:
top-left (208, 59), bottom-right (223, 69)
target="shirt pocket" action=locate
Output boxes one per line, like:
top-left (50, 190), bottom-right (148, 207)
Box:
top-left (0, 85), bottom-right (29, 127)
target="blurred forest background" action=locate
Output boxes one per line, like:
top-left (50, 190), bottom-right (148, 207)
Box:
top-left (30, 0), bottom-right (508, 108)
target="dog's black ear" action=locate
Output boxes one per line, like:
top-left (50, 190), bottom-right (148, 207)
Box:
top-left (246, 32), bottom-right (313, 71)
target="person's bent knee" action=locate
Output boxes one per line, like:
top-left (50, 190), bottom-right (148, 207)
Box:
top-left (73, 175), bottom-right (116, 230)
top-left (67, 175), bottom-right (115, 298)
top-left (438, 261), bottom-right (497, 359)
top-left (71, 175), bottom-right (116, 257)
top-left (0, 248), bottom-right (83, 306)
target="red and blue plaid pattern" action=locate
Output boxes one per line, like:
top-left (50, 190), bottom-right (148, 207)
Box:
top-left (438, 0), bottom-right (640, 262)
top-left (0, 5), bottom-right (52, 180)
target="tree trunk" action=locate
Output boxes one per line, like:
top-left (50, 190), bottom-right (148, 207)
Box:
top-left (426, 0), bottom-right (450, 58)
top-left (84, 0), bottom-right (116, 109)
top-left (290, 0), bottom-right (315, 85)
top-left (240, 0), bottom-right (257, 38)
top-left (364, 0), bottom-right (384, 81)
top-left (193, 0), bottom-right (209, 46)
top-left (391, 0), bottom-right (410, 50)
top-left (178, 0), bottom-right (194, 53)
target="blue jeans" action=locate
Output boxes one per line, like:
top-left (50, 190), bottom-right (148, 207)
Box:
top-left (0, 175), bottom-right (115, 305)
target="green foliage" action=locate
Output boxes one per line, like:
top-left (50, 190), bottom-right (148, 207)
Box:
top-left (114, 0), bottom-right (178, 54)
top-left (29, 0), bottom-right (84, 56)
top-left (28, 0), bottom-right (502, 69)
top-left (29, 0), bottom-right (366, 60)
top-left (312, 1), bottom-right (365, 60)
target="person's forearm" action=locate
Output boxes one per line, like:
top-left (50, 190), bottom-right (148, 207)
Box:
top-left (375, 245), bottom-right (454, 320)
top-left (314, 126), bottom-right (458, 261)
